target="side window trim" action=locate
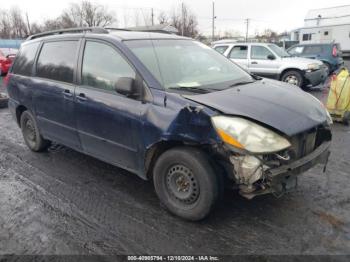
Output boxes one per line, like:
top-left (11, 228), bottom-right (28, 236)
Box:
top-left (34, 39), bottom-right (81, 85)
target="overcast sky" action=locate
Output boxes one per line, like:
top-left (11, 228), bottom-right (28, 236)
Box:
top-left (1, 0), bottom-right (350, 36)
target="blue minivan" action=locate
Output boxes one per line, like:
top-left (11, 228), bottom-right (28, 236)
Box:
top-left (6, 28), bottom-right (332, 220)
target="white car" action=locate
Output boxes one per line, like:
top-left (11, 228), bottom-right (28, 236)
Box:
top-left (213, 42), bottom-right (328, 88)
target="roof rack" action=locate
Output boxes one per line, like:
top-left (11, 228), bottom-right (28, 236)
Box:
top-left (104, 27), bottom-right (131, 32)
top-left (26, 27), bottom-right (109, 41)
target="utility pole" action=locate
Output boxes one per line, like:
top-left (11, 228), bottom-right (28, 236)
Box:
top-left (151, 8), bottom-right (154, 26)
top-left (245, 18), bottom-right (250, 42)
top-left (181, 2), bottom-right (185, 36)
top-left (212, 1), bottom-right (215, 41)
top-left (26, 12), bottom-right (31, 35)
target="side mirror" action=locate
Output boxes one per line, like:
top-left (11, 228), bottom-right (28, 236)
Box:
top-left (114, 77), bottom-right (137, 97)
top-left (267, 54), bottom-right (276, 60)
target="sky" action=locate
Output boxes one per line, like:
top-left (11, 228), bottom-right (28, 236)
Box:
top-left (1, 0), bottom-right (350, 36)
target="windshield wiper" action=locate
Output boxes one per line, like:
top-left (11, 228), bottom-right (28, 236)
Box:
top-left (168, 86), bottom-right (211, 93)
top-left (229, 80), bottom-right (256, 88)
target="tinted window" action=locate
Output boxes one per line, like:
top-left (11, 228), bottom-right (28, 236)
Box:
top-left (12, 42), bottom-right (39, 76)
top-left (302, 34), bottom-right (312, 41)
top-left (214, 45), bottom-right (229, 54)
top-left (229, 46), bottom-right (248, 59)
top-left (82, 41), bottom-right (136, 91)
top-left (36, 41), bottom-right (78, 83)
top-left (303, 45), bottom-right (323, 54)
top-left (251, 46), bottom-right (273, 59)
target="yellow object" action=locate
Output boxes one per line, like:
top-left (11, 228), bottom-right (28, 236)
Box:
top-left (326, 68), bottom-right (350, 124)
top-left (216, 128), bottom-right (244, 149)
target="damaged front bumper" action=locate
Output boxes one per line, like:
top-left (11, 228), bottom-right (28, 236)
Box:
top-left (237, 141), bottom-right (331, 199)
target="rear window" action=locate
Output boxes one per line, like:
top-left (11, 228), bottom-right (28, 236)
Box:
top-left (12, 42), bottom-right (40, 76)
top-left (36, 41), bottom-right (78, 84)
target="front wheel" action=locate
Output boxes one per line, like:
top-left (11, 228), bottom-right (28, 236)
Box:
top-left (153, 147), bottom-right (221, 221)
top-left (281, 70), bottom-right (304, 87)
top-left (20, 111), bottom-right (51, 152)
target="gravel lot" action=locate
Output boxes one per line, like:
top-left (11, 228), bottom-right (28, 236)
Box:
top-left (0, 67), bottom-right (350, 256)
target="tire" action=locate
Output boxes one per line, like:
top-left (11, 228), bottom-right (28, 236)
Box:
top-left (281, 70), bottom-right (304, 87)
top-left (153, 147), bottom-right (221, 221)
top-left (20, 111), bottom-right (51, 152)
top-left (0, 95), bottom-right (8, 109)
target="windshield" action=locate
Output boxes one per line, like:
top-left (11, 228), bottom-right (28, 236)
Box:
top-left (268, 44), bottom-right (290, 58)
top-left (125, 39), bottom-right (253, 91)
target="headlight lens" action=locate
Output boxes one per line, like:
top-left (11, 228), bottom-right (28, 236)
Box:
top-left (212, 116), bottom-right (291, 153)
top-left (307, 63), bottom-right (320, 71)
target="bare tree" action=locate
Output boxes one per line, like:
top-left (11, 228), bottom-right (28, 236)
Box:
top-left (0, 10), bottom-right (11, 38)
top-left (8, 7), bottom-right (28, 38)
top-left (157, 11), bottom-right (169, 24)
top-left (170, 3), bottom-right (198, 38)
top-left (61, 1), bottom-right (116, 28)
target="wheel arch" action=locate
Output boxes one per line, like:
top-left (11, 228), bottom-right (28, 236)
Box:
top-left (279, 68), bottom-right (303, 81)
top-left (16, 105), bottom-right (28, 127)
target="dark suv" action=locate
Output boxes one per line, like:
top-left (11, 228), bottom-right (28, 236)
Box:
top-left (6, 28), bottom-right (332, 221)
top-left (287, 43), bottom-right (344, 74)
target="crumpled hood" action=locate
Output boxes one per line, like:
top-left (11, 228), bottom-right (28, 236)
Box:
top-left (184, 79), bottom-right (328, 136)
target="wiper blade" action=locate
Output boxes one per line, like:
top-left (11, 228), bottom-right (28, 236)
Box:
top-left (168, 86), bottom-right (211, 93)
top-left (229, 80), bottom-right (256, 88)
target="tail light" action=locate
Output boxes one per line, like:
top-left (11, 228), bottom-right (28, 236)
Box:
top-left (332, 46), bottom-right (337, 57)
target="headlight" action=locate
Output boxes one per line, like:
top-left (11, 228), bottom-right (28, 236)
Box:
top-left (212, 116), bottom-right (291, 153)
top-left (307, 63), bottom-right (320, 71)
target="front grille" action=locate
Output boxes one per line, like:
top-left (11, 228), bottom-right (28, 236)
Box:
top-left (289, 124), bottom-right (331, 160)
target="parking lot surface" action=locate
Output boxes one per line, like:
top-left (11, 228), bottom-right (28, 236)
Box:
top-left (0, 76), bottom-right (350, 255)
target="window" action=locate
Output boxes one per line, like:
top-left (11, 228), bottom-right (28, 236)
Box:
top-left (214, 45), bottom-right (229, 54)
top-left (12, 42), bottom-right (40, 76)
top-left (82, 41), bottom-right (136, 91)
top-left (251, 46), bottom-right (274, 60)
top-left (229, 45), bottom-right (248, 59)
top-left (36, 41), bottom-right (78, 83)
top-left (302, 34), bottom-right (312, 41)
top-left (324, 31), bottom-right (329, 36)
top-left (303, 45), bottom-right (323, 54)
top-left (125, 40), bottom-right (252, 90)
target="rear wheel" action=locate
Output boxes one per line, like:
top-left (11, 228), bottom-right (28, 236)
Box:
top-left (153, 147), bottom-right (221, 221)
top-left (281, 70), bottom-right (303, 87)
top-left (20, 111), bottom-right (51, 152)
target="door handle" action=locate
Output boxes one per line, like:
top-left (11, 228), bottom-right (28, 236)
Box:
top-left (63, 89), bottom-right (73, 97)
top-left (77, 93), bottom-right (87, 101)
top-left (251, 61), bottom-right (258, 64)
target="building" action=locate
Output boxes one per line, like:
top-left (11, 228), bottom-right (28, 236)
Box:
top-left (291, 5), bottom-right (350, 54)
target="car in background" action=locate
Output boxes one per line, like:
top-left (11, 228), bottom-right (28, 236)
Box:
top-left (287, 43), bottom-right (344, 74)
top-left (0, 48), bottom-right (18, 76)
top-left (213, 42), bottom-right (328, 89)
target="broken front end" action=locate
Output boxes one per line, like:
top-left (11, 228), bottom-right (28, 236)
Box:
top-left (211, 116), bottom-right (332, 199)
